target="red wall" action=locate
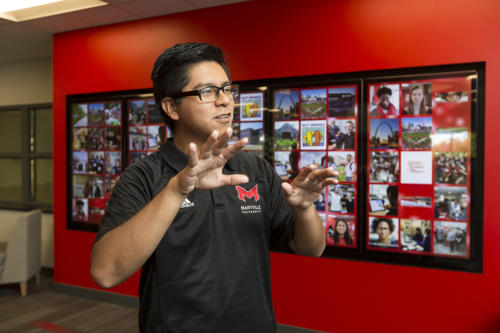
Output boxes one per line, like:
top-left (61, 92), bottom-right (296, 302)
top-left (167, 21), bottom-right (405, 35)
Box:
top-left (53, 0), bottom-right (500, 332)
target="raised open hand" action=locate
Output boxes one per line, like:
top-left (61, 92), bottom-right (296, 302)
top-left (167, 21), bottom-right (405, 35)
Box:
top-left (282, 165), bottom-right (338, 209)
top-left (174, 128), bottom-right (249, 196)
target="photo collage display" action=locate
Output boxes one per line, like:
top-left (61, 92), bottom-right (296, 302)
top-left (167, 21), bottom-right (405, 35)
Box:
top-left (272, 86), bottom-right (358, 248)
top-left (367, 76), bottom-right (472, 258)
top-left (232, 91), bottom-right (265, 156)
top-left (71, 101), bottom-right (123, 224)
top-left (71, 97), bottom-right (169, 225)
top-left (128, 99), bottom-right (169, 164)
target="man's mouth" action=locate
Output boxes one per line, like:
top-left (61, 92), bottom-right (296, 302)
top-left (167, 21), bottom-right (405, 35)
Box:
top-left (215, 113), bottom-right (231, 119)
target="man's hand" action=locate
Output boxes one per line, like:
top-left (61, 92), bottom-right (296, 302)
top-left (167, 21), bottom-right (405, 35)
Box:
top-left (282, 165), bottom-right (338, 209)
top-left (173, 128), bottom-right (249, 196)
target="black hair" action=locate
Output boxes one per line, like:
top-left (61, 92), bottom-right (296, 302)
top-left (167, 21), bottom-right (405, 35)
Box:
top-left (386, 185), bottom-right (398, 202)
top-left (372, 218), bottom-right (394, 233)
top-left (333, 218), bottom-right (353, 245)
top-left (376, 86), bottom-right (392, 98)
top-left (151, 42), bottom-right (231, 131)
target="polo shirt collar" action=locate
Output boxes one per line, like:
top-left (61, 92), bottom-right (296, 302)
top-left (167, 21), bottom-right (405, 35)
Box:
top-left (160, 138), bottom-right (238, 172)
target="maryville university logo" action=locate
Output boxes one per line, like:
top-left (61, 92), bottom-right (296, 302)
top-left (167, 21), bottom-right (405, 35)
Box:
top-left (235, 185), bottom-right (262, 214)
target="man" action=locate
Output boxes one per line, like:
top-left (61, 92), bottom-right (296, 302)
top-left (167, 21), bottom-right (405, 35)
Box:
top-left (90, 43), bottom-right (337, 332)
top-left (370, 86), bottom-right (397, 117)
top-left (344, 153), bottom-right (355, 182)
top-left (334, 120), bottom-right (355, 149)
top-left (328, 119), bottom-right (340, 147)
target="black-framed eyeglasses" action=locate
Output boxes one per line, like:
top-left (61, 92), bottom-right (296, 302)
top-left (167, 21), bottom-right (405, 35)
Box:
top-left (172, 83), bottom-right (240, 102)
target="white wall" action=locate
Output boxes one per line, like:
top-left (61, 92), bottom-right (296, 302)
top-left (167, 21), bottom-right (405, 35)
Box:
top-left (0, 57), bottom-right (52, 106)
top-left (0, 56), bottom-right (53, 268)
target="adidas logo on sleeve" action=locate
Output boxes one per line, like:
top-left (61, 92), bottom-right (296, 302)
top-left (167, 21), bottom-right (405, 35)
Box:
top-left (180, 198), bottom-right (195, 208)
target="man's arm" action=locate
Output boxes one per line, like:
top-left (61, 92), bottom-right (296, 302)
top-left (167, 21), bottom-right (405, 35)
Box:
top-left (281, 166), bottom-right (338, 257)
top-left (90, 129), bottom-right (248, 288)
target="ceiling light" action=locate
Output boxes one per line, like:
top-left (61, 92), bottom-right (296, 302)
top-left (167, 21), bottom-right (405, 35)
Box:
top-left (0, 0), bottom-right (107, 22)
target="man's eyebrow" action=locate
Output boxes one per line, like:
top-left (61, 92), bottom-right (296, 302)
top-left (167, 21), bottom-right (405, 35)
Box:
top-left (191, 80), bottom-right (231, 89)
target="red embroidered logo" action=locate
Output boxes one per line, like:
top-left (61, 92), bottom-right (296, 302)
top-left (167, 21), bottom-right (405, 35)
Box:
top-left (236, 185), bottom-right (260, 202)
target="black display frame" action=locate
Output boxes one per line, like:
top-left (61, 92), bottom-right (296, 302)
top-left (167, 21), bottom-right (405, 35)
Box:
top-left (65, 62), bottom-right (484, 273)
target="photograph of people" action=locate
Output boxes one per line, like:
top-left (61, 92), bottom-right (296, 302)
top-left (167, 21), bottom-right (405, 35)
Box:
top-left (129, 99), bottom-right (146, 124)
top-left (403, 84), bottom-right (432, 115)
top-left (369, 184), bottom-right (398, 216)
top-left (314, 190), bottom-right (326, 212)
top-left (104, 102), bottom-right (121, 126)
top-left (330, 217), bottom-right (354, 246)
top-left (88, 128), bottom-right (105, 151)
top-left (72, 128), bottom-right (88, 150)
top-left (400, 219), bottom-right (431, 252)
top-left (147, 99), bottom-right (164, 124)
top-left (328, 184), bottom-right (355, 213)
top-left (105, 127), bottom-right (121, 151)
top-left (73, 198), bottom-right (88, 222)
top-left (90, 42), bottom-right (339, 332)
top-left (129, 126), bottom-right (147, 151)
top-left (435, 152), bottom-right (467, 185)
top-left (328, 152), bottom-right (356, 182)
top-left (434, 187), bottom-right (468, 220)
top-left (329, 119), bottom-right (355, 149)
top-left (370, 85), bottom-right (399, 117)
top-left (72, 151), bottom-right (88, 174)
top-left (434, 221), bottom-right (467, 256)
top-left (435, 91), bottom-right (468, 103)
top-left (370, 151), bottom-right (399, 183)
top-left (369, 217), bottom-right (399, 248)
top-left (89, 152), bottom-right (105, 174)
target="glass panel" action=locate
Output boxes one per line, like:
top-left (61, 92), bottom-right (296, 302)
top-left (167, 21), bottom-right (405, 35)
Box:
top-left (35, 158), bottom-right (53, 203)
top-left (0, 110), bottom-right (22, 153)
top-left (0, 158), bottom-right (22, 200)
top-left (35, 108), bottom-right (52, 153)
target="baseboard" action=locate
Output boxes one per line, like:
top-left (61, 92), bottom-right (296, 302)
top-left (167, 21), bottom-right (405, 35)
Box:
top-left (276, 323), bottom-right (326, 333)
top-left (52, 282), bottom-right (139, 308)
top-left (51, 281), bottom-right (322, 332)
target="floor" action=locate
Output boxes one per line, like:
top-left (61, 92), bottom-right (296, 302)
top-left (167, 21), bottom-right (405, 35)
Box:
top-left (0, 271), bottom-right (319, 333)
top-left (0, 271), bottom-right (138, 333)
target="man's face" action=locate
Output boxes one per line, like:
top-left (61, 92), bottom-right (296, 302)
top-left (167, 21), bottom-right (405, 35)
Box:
top-left (170, 61), bottom-right (234, 144)
top-left (346, 154), bottom-right (352, 162)
top-left (379, 94), bottom-right (391, 109)
top-left (345, 122), bottom-right (353, 134)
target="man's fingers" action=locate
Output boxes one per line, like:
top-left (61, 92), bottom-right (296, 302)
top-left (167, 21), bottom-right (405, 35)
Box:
top-left (308, 168), bottom-right (338, 183)
top-left (220, 173), bottom-right (249, 186)
top-left (222, 137), bottom-right (248, 160)
top-left (281, 182), bottom-right (293, 196)
top-left (295, 165), bottom-right (315, 182)
top-left (212, 127), bottom-right (232, 156)
top-left (187, 143), bottom-right (199, 168)
top-left (199, 131), bottom-right (219, 159)
top-left (321, 178), bottom-right (338, 187)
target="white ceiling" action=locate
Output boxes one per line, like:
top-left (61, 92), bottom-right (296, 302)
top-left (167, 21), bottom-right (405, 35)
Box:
top-left (0, 0), bottom-right (248, 64)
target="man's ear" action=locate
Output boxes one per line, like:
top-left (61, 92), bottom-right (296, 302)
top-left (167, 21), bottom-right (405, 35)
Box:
top-left (162, 97), bottom-right (180, 121)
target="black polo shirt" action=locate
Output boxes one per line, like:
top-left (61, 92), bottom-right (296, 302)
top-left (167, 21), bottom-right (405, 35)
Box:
top-left (96, 139), bottom-right (295, 333)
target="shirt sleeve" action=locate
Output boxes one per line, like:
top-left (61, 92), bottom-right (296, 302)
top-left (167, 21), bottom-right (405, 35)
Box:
top-left (94, 163), bottom-right (153, 244)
